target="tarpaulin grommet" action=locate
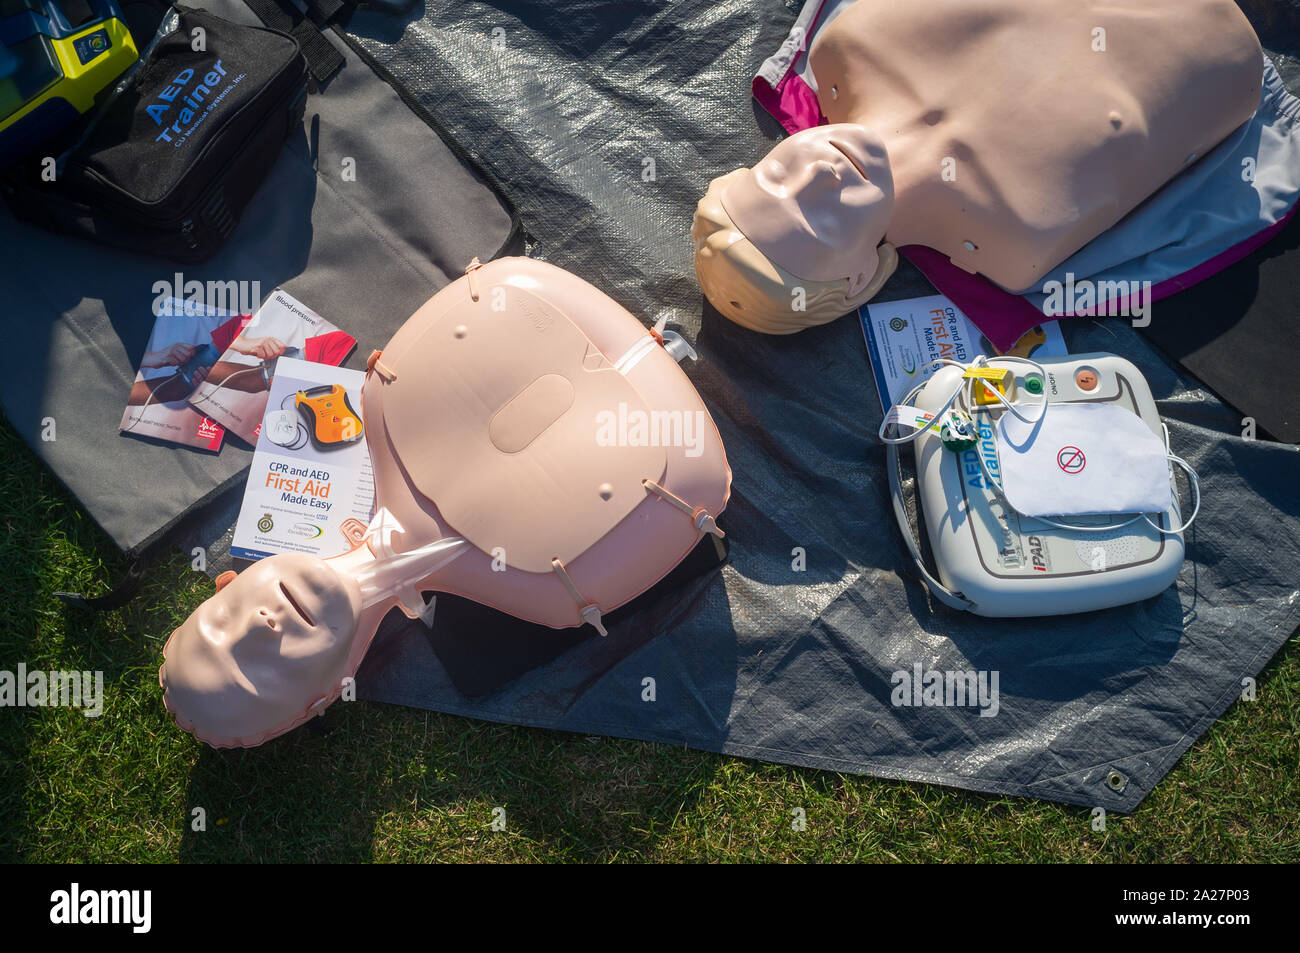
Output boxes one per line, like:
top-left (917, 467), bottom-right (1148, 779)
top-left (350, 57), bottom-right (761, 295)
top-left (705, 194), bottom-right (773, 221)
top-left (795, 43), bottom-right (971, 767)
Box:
top-left (1105, 770), bottom-right (1128, 793)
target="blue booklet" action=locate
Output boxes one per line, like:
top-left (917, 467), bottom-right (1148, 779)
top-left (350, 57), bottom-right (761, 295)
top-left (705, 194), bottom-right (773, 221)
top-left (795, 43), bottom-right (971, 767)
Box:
top-left (859, 294), bottom-right (1067, 411)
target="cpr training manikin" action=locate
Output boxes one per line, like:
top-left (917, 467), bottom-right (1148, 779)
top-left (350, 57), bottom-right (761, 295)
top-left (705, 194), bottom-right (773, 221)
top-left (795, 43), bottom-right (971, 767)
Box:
top-left (160, 258), bottom-right (732, 748)
top-left (693, 0), bottom-right (1264, 333)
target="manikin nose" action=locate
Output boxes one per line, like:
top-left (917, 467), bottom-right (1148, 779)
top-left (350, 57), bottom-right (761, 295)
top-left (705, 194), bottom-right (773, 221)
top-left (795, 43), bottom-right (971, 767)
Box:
top-left (810, 159), bottom-right (842, 183)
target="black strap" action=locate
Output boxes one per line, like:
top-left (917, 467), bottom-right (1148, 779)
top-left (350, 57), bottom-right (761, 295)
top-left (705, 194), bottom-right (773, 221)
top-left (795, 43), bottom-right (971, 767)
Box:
top-left (304, 0), bottom-right (348, 23)
top-left (292, 20), bottom-right (346, 82)
top-left (241, 0), bottom-right (295, 33)
top-left (243, 0), bottom-right (345, 83)
top-left (59, 0), bottom-right (97, 27)
top-left (54, 553), bottom-right (152, 612)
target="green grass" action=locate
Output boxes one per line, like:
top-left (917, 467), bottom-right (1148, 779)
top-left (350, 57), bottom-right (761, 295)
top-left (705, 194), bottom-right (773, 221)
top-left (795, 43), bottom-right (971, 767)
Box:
top-left (2, 413), bottom-right (1297, 863)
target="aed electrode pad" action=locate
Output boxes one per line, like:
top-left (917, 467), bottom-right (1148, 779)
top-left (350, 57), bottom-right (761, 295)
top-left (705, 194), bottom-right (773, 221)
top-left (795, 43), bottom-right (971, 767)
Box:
top-left (263, 410), bottom-right (301, 448)
top-left (892, 354), bottom-right (1186, 617)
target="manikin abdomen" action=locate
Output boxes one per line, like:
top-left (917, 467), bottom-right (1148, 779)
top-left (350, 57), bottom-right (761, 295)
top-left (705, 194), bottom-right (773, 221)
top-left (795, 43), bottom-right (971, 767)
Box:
top-left (810, 0), bottom-right (1263, 292)
top-left (363, 258), bottom-right (731, 629)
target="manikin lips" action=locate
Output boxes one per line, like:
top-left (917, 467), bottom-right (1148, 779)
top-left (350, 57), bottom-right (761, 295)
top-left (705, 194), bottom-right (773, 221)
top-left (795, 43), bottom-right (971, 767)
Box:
top-left (279, 581), bottom-right (315, 627)
top-left (827, 136), bottom-right (871, 181)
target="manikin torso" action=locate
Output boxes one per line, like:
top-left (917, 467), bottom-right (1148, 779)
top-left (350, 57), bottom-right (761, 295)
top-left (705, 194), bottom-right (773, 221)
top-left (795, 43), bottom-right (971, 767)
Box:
top-left (809, 0), bottom-right (1263, 292)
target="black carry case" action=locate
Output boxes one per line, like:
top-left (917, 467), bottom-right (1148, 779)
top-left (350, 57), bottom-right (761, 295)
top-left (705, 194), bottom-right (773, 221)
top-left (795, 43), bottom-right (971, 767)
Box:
top-left (1, 6), bottom-right (307, 263)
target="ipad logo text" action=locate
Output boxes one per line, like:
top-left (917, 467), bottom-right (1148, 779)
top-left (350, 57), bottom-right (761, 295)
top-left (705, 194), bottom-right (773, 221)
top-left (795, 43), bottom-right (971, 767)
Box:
top-left (50, 884), bottom-right (151, 934)
top-left (0, 665), bottom-right (102, 717)
top-left (891, 664), bottom-right (1000, 717)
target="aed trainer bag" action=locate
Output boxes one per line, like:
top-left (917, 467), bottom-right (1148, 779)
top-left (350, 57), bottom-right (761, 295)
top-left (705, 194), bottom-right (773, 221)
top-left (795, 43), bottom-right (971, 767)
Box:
top-left (1, 6), bottom-right (306, 262)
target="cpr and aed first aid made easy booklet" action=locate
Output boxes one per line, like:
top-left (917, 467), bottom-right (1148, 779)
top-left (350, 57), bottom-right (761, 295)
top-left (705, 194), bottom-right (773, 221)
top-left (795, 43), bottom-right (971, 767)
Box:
top-left (860, 295), bottom-right (1068, 411)
top-left (231, 358), bottom-right (376, 561)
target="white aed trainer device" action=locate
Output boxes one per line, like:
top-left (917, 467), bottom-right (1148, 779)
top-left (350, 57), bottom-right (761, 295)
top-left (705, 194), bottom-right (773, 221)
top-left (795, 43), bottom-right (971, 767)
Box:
top-left (886, 354), bottom-right (1190, 617)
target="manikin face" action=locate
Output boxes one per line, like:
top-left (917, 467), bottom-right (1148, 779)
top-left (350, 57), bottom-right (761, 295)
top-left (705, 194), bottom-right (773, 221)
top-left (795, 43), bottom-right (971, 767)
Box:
top-left (722, 124), bottom-right (894, 289)
top-left (160, 553), bottom-right (362, 746)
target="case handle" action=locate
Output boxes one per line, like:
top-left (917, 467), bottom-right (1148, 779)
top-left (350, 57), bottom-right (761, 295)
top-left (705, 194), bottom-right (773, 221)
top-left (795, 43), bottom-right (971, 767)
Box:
top-left (885, 441), bottom-right (976, 612)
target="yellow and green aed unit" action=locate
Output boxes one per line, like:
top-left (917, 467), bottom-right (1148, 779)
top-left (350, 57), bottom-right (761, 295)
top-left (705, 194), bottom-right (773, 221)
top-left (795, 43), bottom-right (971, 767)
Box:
top-left (0, 0), bottom-right (137, 165)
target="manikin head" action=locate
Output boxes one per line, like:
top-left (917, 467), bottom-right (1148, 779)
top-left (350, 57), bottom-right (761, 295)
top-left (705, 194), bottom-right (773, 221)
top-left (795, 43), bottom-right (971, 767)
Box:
top-left (159, 553), bottom-right (362, 748)
top-left (693, 124), bottom-right (896, 333)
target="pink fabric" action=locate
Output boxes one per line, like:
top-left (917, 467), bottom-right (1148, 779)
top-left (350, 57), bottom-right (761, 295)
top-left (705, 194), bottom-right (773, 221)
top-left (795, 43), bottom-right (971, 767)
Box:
top-left (897, 246), bottom-right (1043, 351)
top-left (902, 198), bottom-right (1300, 351)
top-left (750, 0), bottom-right (830, 135)
top-left (751, 72), bottom-right (826, 137)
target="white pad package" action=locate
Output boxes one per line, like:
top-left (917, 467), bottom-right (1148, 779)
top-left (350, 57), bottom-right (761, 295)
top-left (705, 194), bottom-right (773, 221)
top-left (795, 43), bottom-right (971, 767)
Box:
top-left (263, 410), bottom-right (300, 447)
top-left (996, 403), bottom-right (1173, 517)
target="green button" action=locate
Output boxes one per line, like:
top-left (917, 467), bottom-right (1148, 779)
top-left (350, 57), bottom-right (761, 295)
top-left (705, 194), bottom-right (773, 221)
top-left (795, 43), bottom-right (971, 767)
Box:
top-left (1024, 376), bottom-right (1043, 395)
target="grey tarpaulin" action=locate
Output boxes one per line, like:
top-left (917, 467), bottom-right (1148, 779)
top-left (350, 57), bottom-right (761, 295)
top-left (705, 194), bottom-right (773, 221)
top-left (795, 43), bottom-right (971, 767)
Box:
top-left (338, 0), bottom-right (1300, 811)
top-left (0, 0), bottom-right (516, 555)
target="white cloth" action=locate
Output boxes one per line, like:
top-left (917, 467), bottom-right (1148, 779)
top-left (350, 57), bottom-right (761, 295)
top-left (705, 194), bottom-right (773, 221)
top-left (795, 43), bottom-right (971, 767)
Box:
top-left (996, 403), bottom-right (1171, 517)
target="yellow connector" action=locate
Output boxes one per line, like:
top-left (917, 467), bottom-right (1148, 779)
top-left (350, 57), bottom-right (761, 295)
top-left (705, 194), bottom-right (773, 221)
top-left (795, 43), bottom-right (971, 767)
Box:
top-left (964, 365), bottom-right (1015, 406)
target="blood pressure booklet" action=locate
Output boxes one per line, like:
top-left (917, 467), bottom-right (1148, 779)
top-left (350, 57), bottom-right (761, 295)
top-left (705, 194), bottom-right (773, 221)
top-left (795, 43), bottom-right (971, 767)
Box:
top-left (230, 357), bottom-right (375, 561)
top-left (187, 289), bottom-right (356, 447)
top-left (860, 294), bottom-right (1068, 411)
